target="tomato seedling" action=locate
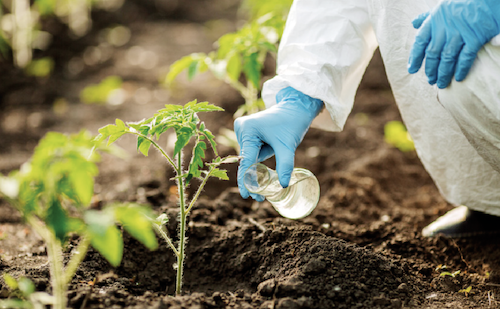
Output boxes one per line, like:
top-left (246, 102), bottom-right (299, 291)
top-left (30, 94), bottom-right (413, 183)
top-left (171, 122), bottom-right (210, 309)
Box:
top-left (0, 131), bottom-right (158, 309)
top-left (165, 14), bottom-right (285, 118)
top-left (96, 100), bottom-right (237, 296)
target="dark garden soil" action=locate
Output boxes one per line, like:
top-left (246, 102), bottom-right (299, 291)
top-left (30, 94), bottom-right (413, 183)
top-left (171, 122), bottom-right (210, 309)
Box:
top-left (2, 1), bottom-right (500, 308)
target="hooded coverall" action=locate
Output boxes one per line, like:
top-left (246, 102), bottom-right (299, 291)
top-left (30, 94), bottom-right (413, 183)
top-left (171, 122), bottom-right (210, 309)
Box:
top-left (260, 0), bottom-right (500, 216)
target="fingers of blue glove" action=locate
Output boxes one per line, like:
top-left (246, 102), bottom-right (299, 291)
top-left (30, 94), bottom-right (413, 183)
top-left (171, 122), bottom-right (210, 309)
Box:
top-left (274, 146), bottom-right (295, 188)
top-left (424, 26), bottom-right (447, 85)
top-left (455, 44), bottom-right (480, 82)
top-left (250, 193), bottom-right (265, 202)
top-left (236, 137), bottom-right (262, 199)
top-left (412, 11), bottom-right (430, 29)
top-left (408, 19), bottom-right (432, 74)
top-left (436, 36), bottom-right (464, 89)
top-left (257, 144), bottom-right (275, 163)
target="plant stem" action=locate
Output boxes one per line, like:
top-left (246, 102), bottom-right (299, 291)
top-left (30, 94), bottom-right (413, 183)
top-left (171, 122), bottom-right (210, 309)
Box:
top-left (185, 166), bottom-right (214, 215)
top-left (27, 216), bottom-right (66, 309)
top-left (63, 236), bottom-right (90, 285)
top-left (153, 223), bottom-right (179, 256)
top-left (130, 132), bottom-right (176, 168)
top-left (176, 152), bottom-right (186, 296)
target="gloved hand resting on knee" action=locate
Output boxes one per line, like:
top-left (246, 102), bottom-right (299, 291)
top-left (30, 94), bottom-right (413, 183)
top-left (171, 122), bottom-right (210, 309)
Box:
top-left (408, 0), bottom-right (500, 89)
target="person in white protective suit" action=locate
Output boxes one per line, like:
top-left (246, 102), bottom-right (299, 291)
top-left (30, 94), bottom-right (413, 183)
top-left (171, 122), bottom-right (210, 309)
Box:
top-left (234, 0), bottom-right (500, 238)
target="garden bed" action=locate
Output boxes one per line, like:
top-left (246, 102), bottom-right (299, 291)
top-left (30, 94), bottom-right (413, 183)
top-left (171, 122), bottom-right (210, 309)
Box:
top-left (1, 1), bottom-right (500, 308)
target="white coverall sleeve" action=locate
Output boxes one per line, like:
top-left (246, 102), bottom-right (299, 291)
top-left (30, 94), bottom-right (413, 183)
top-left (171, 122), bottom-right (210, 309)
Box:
top-left (261, 0), bottom-right (379, 132)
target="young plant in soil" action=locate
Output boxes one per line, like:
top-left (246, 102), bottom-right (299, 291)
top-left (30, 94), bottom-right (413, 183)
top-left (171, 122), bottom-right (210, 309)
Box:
top-left (165, 14), bottom-right (285, 118)
top-left (96, 100), bottom-right (237, 295)
top-left (0, 131), bottom-right (158, 309)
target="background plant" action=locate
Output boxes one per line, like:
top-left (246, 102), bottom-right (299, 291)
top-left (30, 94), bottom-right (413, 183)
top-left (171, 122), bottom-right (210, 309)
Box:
top-left (96, 100), bottom-right (237, 296)
top-left (0, 130), bottom-right (158, 309)
top-left (165, 14), bottom-right (285, 118)
top-left (164, 0), bottom-right (291, 117)
top-left (0, 0), bottom-right (124, 70)
top-left (384, 120), bottom-right (415, 152)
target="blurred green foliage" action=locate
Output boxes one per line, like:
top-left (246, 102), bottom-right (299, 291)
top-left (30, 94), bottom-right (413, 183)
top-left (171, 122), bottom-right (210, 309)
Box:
top-left (24, 57), bottom-right (54, 77)
top-left (384, 121), bottom-right (415, 152)
top-left (0, 130), bottom-right (158, 259)
top-left (241, 0), bottom-right (293, 20)
top-left (0, 130), bottom-right (158, 309)
top-left (80, 76), bottom-right (123, 104)
top-left (0, 0), bottom-right (123, 70)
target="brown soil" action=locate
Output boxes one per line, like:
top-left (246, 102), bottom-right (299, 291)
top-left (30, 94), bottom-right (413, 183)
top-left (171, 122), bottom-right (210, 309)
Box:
top-left (2, 1), bottom-right (500, 308)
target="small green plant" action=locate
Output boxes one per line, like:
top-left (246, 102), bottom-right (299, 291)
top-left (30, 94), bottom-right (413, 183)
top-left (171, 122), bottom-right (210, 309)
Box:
top-left (165, 14), bottom-right (285, 118)
top-left (384, 120), bottom-right (415, 152)
top-left (96, 100), bottom-right (238, 295)
top-left (0, 131), bottom-right (158, 309)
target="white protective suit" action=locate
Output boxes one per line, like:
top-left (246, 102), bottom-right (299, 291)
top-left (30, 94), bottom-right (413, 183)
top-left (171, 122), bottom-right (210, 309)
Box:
top-left (261, 0), bottom-right (500, 216)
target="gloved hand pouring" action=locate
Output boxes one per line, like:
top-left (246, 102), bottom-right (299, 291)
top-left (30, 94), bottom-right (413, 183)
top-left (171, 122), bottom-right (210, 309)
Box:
top-left (234, 0), bottom-right (500, 238)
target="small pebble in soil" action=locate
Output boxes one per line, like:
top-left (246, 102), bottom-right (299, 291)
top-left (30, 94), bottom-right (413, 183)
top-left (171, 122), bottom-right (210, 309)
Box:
top-left (303, 257), bottom-right (327, 275)
top-left (397, 283), bottom-right (408, 293)
top-left (257, 279), bottom-right (276, 297)
top-left (276, 297), bottom-right (301, 309)
top-left (391, 298), bottom-right (403, 309)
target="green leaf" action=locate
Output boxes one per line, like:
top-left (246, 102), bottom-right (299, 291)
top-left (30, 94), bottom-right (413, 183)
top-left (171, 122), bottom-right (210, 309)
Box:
top-left (226, 52), bottom-right (242, 81)
top-left (46, 199), bottom-right (69, 242)
top-left (114, 205), bottom-right (158, 251)
top-left (68, 166), bottom-right (94, 206)
top-left (209, 155), bottom-right (241, 165)
top-left (243, 52), bottom-right (262, 89)
top-left (210, 168), bottom-right (229, 180)
top-left (217, 33), bottom-right (238, 59)
top-left (3, 273), bottom-right (18, 290)
top-left (259, 41), bottom-right (278, 53)
top-left (187, 59), bottom-right (199, 80)
top-left (188, 141), bottom-right (207, 180)
top-left (97, 121), bottom-right (128, 146)
top-left (158, 104), bottom-right (184, 113)
top-left (174, 127), bottom-right (195, 157)
top-left (138, 138), bottom-right (152, 156)
top-left (115, 119), bottom-right (127, 130)
top-left (85, 210), bottom-right (123, 267)
top-left (165, 54), bottom-right (196, 84)
top-left (200, 125), bottom-right (218, 156)
top-left (17, 278), bottom-right (35, 297)
top-left (107, 133), bottom-right (127, 146)
top-left (190, 101), bottom-right (224, 113)
top-left (66, 217), bottom-right (86, 234)
top-left (90, 225), bottom-right (123, 267)
top-left (384, 121), bottom-right (415, 152)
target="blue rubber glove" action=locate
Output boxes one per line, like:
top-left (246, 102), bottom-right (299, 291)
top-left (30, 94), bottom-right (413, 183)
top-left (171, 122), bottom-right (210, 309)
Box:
top-left (408, 0), bottom-right (500, 89)
top-left (234, 87), bottom-right (323, 201)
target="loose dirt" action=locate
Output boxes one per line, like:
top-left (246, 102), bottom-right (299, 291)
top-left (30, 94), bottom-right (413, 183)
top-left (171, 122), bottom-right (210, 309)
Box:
top-left (1, 1), bottom-right (500, 308)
